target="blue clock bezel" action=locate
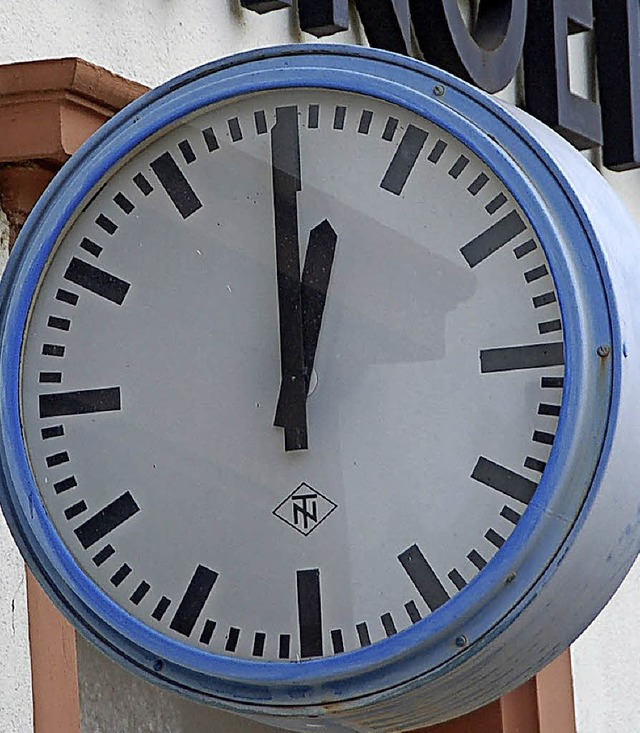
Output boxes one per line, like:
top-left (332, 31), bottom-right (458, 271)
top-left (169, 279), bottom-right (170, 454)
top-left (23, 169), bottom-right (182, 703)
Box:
top-left (0, 45), bottom-right (617, 711)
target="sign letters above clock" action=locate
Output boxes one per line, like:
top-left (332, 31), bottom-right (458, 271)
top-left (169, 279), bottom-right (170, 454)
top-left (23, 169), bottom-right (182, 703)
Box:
top-left (0, 46), bottom-right (638, 731)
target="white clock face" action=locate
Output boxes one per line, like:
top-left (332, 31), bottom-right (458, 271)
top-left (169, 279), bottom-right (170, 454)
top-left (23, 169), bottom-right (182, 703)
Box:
top-left (20, 88), bottom-right (564, 661)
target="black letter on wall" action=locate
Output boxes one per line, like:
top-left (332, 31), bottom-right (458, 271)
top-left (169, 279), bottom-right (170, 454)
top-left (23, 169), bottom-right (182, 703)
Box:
top-left (241, 0), bottom-right (291, 13)
top-left (593, 0), bottom-right (640, 170)
top-left (299, 0), bottom-right (349, 37)
top-left (354, 0), bottom-right (412, 55)
top-left (523, 0), bottom-right (602, 150)
top-left (410, 0), bottom-right (527, 93)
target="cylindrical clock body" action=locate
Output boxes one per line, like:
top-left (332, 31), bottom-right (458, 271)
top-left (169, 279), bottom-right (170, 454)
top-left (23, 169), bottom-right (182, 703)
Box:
top-left (0, 46), bottom-right (638, 731)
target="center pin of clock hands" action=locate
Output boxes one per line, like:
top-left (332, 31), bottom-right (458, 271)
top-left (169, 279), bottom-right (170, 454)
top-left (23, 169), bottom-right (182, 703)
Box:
top-left (271, 106), bottom-right (337, 451)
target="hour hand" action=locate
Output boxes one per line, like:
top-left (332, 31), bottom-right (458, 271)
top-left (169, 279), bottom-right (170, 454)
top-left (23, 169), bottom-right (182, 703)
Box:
top-left (274, 219), bottom-right (337, 430)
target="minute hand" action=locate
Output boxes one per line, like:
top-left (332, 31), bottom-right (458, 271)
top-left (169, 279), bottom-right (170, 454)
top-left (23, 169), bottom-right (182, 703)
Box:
top-left (271, 106), bottom-right (308, 451)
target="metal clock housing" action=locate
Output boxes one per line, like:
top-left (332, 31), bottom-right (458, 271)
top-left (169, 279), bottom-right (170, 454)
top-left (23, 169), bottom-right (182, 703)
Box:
top-left (0, 46), bottom-right (638, 731)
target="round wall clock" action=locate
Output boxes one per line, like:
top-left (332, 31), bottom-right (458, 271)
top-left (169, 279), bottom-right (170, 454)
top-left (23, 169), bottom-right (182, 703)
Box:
top-left (1, 46), bottom-right (639, 731)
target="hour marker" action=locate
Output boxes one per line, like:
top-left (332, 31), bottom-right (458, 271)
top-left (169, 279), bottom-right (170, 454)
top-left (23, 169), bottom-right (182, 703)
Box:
top-left (471, 457), bottom-right (537, 505)
top-left (130, 581), bottom-right (151, 605)
top-left (538, 403), bottom-right (561, 417)
top-left (56, 289), bottom-right (78, 305)
top-left (524, 456), bottom-right (546, 473)
top-left (331, 629), bottom-right (344, 654)
top-left (398, 544), bottom-right (450, 611)
top-left (382, 116), bottom-right (398, 141)
top-left (448, 569), bottom-right (467, 591)
top-left (541, 376), bottom-right (564, 389)
top-left (356, 622), bottom-right (371, 647)
top-left (486, 192), bottom-right (507, 214)
top-left (500, 505), bottom-right (521, 524)
top-left (278, 634), bottom-right (291, 659)
top-left (96, 214), bottom-right (117, 235)
top-left (404, 600), bottom-right (421, 623)
top-left (110, 563), bottom-right (132, 587)
top-left (39, 372), bottom-right (62, 384)
top-left (46, 451), bottom-right (69, 468)
top-left (133, 173), bottom-right (154, 195)
top-left (42, 344), bottom-right (65, 357)
top-left (468, 550), bottom-right (487, 570)
top-left (514, 239), bottom-right (537, 258)
top-left (297, 568), bottom-right (323, 658)
top-left (428, 139), bottom-right (447, 163)
top-left (63, 257), bottom-right (130, 305)
top-left (225, 627), bottom-right (240, 652)
top-left (92, 544), bottom-right (115, 566)
top-left (254, 110), bottom-right (267, 135)
top-left (200, 620), bottom-right (217, 645)
top-left (308, 104), bottom-right (319, 129)
top-left (448, 155), bottom-right (469, 179)
top-left (41, 425), bottom-right (64, 439)
top-left (202, 127), bottom-right (219, 152)
top-left (178, 139), bottom-right (196, 164)
top-left (480, 342), bottom-right (564, 373)
top-left (533, 291), bottom-right (557, 308)
top-left (381, 612), bottom-right (397, 637)
top-left (333, 105), bottom-right (346, 130)
top-left (169, 565), bottom-right (219, 637)
top-left (74, 491), bottom-right (140, 549)
top-left (380, 124), bottom-right (429, 195)
top-left (485, 528), bottom-right (506, 549)
top-left (228, 117), bottom-right (242, 142)
top-left (149, 152), bottom-right (202, 219)
top-left (47, 316), bottom-right (71, 331)
top-left (533, 430), bottom-right (555, 445)
top-left (39, 387), bottom-right (121, 418)
top-left (252, 631), bottom-right (266, 656)
top-left (79, 238), bottom-right (102, 257)
top-left (358, 110), bottom-right (373, 134)
top-left (468, 173), bottom-right (489, 195)
top-left (460, 210), bottom-right (527, 268)
top-left (524, 264), bottom-right (549, 283)
top-left (54, 476), bottom-right (77, 494)
top-left (539, 319), bottom-right (562, 334)
top-left (152, 596), bottom-right (171, 621)
top-left (113, 193), bottom-right (135, 214)
top-left (64, 501), bottom-right (87, 520)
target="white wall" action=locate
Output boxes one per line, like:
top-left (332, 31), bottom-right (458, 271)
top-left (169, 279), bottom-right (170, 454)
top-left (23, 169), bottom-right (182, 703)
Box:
top-left (0, 0), bottom-right (364, 88)
top-left (0, 211), bottom-right (32, 732)
top-left (0, 2), bottom-right (638, 732)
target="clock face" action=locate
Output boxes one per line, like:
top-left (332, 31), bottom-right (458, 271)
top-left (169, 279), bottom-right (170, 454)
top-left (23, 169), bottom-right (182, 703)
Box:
top-left (19, 87), bottom-right (564, 662)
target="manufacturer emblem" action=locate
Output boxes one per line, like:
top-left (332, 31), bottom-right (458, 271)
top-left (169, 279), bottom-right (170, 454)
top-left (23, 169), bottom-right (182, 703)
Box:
top-left (273, 483), bottom-right (338, 536)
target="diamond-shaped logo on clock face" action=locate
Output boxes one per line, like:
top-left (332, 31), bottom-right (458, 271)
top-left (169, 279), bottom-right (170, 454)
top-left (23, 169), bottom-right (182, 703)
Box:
top-left (273, 483), bottom-right (338, 536)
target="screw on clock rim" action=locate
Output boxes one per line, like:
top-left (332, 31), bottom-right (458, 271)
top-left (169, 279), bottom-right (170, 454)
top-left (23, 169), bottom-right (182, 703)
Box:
top-left (0, 45), bottom-right (616, 708)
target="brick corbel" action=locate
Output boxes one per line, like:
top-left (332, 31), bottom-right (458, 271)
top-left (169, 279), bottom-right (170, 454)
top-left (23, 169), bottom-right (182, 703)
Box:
top-left (0, 57), bottom-right (147, 166)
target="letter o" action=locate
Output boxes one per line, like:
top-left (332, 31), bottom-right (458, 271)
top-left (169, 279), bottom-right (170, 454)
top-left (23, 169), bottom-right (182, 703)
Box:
top-left (411, 0), bottom-right (527, 93)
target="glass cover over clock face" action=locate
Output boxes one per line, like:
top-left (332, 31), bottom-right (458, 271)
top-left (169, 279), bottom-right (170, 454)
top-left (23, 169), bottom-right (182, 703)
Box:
top-left (20, 88), bottom-right (564, 662)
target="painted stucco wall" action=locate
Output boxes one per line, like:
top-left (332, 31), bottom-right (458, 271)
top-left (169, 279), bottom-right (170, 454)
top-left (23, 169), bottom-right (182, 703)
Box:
top-left (0, 2), bottom-right (638, 732)
top-left (0, 209), bottom-right (32, 732)
top-left (0, 0), bottom-right (364, 89)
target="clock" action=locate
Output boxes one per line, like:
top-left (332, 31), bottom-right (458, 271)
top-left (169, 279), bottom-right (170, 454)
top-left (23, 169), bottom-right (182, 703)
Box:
top-left (0, 46), bottom-right (639, 731)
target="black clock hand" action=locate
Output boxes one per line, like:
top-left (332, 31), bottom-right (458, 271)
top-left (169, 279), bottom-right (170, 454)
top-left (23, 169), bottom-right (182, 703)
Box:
top-left (274, 219), bottom-right (337, 427)
top-left (271, 105), bottom-right (308, 451)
